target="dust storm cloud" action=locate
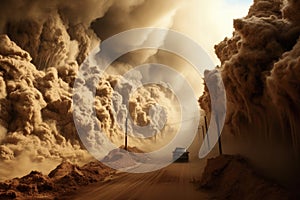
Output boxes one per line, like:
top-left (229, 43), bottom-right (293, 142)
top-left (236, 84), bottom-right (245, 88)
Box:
top-left (0, 0), bottom-right (185, 179)
top-left (1, 0), bottom-right (299, 189)
top-left (200, 0), bottom-right (300, 185)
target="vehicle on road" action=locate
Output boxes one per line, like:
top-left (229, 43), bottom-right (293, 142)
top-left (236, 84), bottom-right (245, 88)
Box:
top-left (173, 147), bottom-right (189, 162)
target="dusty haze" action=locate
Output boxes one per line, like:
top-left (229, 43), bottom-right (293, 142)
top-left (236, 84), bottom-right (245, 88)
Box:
top-left (0, 0), bottom-right (299, 191)
top-left (200, 0), bottom-right (300, 187)
top-left (0, 0), bottom-right (189, 180)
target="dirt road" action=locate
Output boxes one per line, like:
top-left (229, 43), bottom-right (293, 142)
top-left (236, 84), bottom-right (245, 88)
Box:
top-left (62, 161), bottom-right (209, 200)
top-left (62, 131), bottom-right (218, 200)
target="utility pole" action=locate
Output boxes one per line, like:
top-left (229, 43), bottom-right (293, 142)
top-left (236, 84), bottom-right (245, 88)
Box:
top-left (125, 117), bottom-right (128, 151)
top-left (204, 115), bottom-right (223, 155)
top-left (201, 125), bottom-right (205, 140)
top-left (204, 115), bottom-right (208, 132)
top-left (216, 113), bottom-right (223, 155)
top-left (204, 116), bottom-right (210, 149)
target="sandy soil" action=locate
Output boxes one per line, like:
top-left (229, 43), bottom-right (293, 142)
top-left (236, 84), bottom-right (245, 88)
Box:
top-left (61, 130), bottom-right (215, 200)
top-left (61, 131), bottom-right (296, 200)
top-left (0, 131), bottom-right (294, 200)
top-left (61, 157), bottom-right (210, 200)
top-left (199, 155), bottom-right (296, 200)
top-left (0, 161), bottom-right (115, 199)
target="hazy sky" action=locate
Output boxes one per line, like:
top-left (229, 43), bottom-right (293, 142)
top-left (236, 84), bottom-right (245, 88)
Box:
top-left (173, 0), bottom-right (253, 65)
